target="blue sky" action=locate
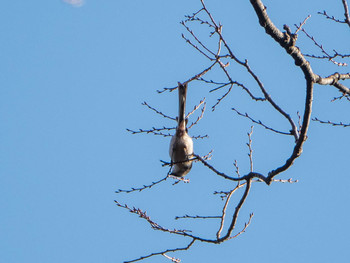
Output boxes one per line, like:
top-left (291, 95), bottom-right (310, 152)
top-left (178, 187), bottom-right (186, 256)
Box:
top-left (1, 1), bottom-right (350, 263)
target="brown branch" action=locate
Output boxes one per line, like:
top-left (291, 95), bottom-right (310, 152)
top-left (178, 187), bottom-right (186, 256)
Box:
top-left (191, 134), bottom-right (209, 139)
top-left (126, 127), bottom-right (174, 137)
top-left (318, 10), bottom-right (346, 24)
top-left (343, 0), bottom-right (350, 27)
top-left (184, 0), bottom-right (270, 111)
top-left (218, 178), bottom-right (252, 241)
top-left (214, 190), bottom-right (231, 199)
top-left (142, 101), bottom-right (176, 120)
top-left (227, 213), bottom-right (254, 240)
top-left (119, 1), bottom-right (350, 262)
top-left (232, 108), bottom-right (292, 136)
top-left (312, 117), bottom-right (350, 127)
top-left (209, 82), bottom-right (231, 92)
top-left (193, 154), bottom-right (237, 181)
top-left (187, 0), bottom-right (270, 110)
top-left (304, 49), bottom-right (350, 62)
top-left (184, 8), bottom-right (205, 22)
top-left (175, 215), bottom-right (221, 220)
top-left (186, 62), bottom-right (219, 85)
top-left (299, 27), bottom-right (348, 66)
top-left (124, 239), bottom-right (196, 263)
top-left (314, 73), bottom-right (350, 95)
top-left (200, 78), bottom-right (266, 101)
top-left (250, 0), bottom-right (315, 184)
top-left (216, 182), bottom-right (246, 239)
top-left (244, 60), bottom-right (300, 141)
top-left (162, 253), bottom-right (180, 263)
top-left (199, 1), bottom-right (299, 139)
top-left (181, 21), bottom-right (216, 58)
top-left (331, 93), bottom-right (350, 102)
top-left (114, 201), bottom-right (191, 235)
top-left (297, 111), bottom-right (302, 135)
top-left (294, 15), bottom-right (311, 34)
top-left (181, 33), bottom-right (213, 60)
top-left (233, 160), bottom-right (241, 177)
top-left (201, 149), bottom-right (213, 161)
top-left (247, 126), bottom-right (254, 172)
top-left (212, 83), bottom-right (233, 111)
top-left (153, 61), bottom-right (218, 94)
top-left (116, 176), bottom-right (168, 194)
top-left (318, 1), bottom-right (350, 27)
top-left (116, 175), bottom-right (253, 244)
top-left (271, 178), bottom-right (299, 183)
top-left (186, 98), bottom-right (206, 119)
top-left (184, 8), bottom-right (215, 29)
top-left (187, 101), bottom-right (206, 129)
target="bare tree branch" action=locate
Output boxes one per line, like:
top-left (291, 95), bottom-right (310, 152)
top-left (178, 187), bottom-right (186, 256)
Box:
top-left (298, 27), bottom-right (348, 66)
top-left (116, 176), bottom-right (168, 194)
top-left (343, 0), bottom-right (350, 27)
top-left (312, 117), bottom-right (350, 127)
top-left (118, 0), bottom-right (349, 261)
top-left (232, 108), bottom-right (292, 136)
top-left (175, 215), bottom-right (221, 220)
top-left (314, 73), bottom-right (350, 94)
top-left (247, 126), bottom-right (254, 173)
top-left (126, 127), bottom-right (174, 137)
top-left (124, 239), bottom-right (196, 263)
top-left (142, 101), bottom-right (176, 121)
top-left (318, 0), bottom-right (350, 27)
top-left (217, 182), bottom-right (245, 239)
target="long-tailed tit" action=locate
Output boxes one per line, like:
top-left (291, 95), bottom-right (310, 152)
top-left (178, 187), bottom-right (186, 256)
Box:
top-left (169, 83), bottom-right (194, 177)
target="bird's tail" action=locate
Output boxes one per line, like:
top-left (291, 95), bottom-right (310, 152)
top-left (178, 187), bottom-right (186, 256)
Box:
top-left (177, 82), bottom-right (187, 130)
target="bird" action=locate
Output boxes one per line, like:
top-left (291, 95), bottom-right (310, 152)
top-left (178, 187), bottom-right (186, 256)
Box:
top-left (169, 82), bottom-right (194, 177)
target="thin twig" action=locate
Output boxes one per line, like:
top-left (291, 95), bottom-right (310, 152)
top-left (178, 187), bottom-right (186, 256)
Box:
top-left (299, 27), bottom-right (348, 66)
top-left (116, 176), bottom-right (169, 194)
top-left (247, 126), bottom-right (254, 172)
top-left (294, 15), bottom-right (311, 34)
top-left (233, 160), bottom-right (241, 177)
top-left (228, 213), bottom-right (254, 240)
top-left (212, 83), bottom-right (233, 111)
top-left (142, 101), bottom-right (176, 120)
top-left (114, 201), bottom-right (192, 234)
top-left (181, 33), bottom-right (213, 60)
top-left (124, 239), bottom-right (196, 263)
top-left (187, 101), bottom-right (206, 129)
top-left (186, 98), bottom-right (206, 119)
top-left (312, 117), bottom-right (350, 127)
top-left (271, 178), bottom-right (299, 183)
top-left (181, 21), bottom-right (216, 57)
top-left (232, 108), bottom-right (292, 136)
top-left (126, 127), bottom-right (174, 137)
top-left (318, 10), bottom-right (346, 24)
top-left (162, 254), bottom-right (180, 263)
top-left (175, 215), bottom-right (221, 220)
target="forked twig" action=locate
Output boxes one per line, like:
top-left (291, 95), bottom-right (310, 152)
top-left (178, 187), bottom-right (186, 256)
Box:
top-left (299, 27), bottom-right (348, 66)
top-left (124, 239), bottom-right (196, 263)
top-left (227, 213), bottom-right (254, 240)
